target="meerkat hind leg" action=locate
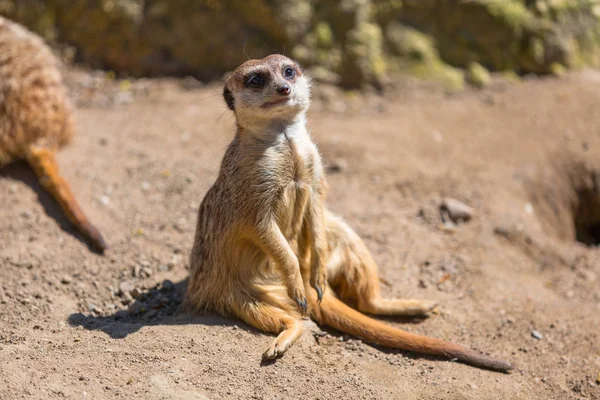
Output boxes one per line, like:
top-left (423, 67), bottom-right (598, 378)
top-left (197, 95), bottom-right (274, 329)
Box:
top-left (234, 294), bottom-right (305, 361)
top-left (262, 316), bottom-right (304, 360)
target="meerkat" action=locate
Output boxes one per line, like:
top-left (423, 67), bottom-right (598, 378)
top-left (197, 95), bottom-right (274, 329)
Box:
top-left (183, 54), bottom-right (511, 372)
top-left (0, 16), bottom-right (106, 252)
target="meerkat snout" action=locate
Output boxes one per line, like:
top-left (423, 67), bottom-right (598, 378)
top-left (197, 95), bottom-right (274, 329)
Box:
top-left (277, 84), bottom-right (291, 96)
top-left (222, 54), bottom-right (310, 126)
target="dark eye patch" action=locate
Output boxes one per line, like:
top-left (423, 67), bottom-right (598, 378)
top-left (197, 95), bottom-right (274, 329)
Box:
top-left (244, 72), bottom-right (268, 89)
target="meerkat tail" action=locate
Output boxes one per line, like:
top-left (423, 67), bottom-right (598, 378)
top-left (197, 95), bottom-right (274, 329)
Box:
top-left (312, 292), bottom-right (512, 372)
top-left (25, 146), bottom-right (107, 252)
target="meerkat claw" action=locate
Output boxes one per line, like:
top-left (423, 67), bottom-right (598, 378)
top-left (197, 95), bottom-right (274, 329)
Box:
top-left (296, 298), bottom-right (308, 315)
top-left (316, 286), bottom-right (323, 303)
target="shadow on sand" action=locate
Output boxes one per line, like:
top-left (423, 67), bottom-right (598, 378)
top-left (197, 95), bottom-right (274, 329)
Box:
top-left (67, 278), bottom-right (443, 367)
top-left (1, 160), bottom-right (102, 254)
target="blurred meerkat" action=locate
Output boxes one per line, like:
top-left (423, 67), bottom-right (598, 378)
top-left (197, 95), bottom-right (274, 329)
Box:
top-left (183, 54), bottom-right (511, 372)
top-left (0, 16), bottom-right (106, 252)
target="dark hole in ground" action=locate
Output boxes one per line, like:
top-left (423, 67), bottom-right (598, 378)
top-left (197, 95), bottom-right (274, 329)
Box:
top-left (574, 188), bottom-right (600, 246)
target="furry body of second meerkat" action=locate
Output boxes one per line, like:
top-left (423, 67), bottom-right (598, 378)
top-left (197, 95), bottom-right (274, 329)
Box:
top-left (183, 54), bottom-right (511, 372)
top-left (0, 16), bottom-right (106, 252)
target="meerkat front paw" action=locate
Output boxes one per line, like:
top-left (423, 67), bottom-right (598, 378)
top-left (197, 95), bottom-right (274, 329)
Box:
top-left (288, 284), bottom-right (308, 315)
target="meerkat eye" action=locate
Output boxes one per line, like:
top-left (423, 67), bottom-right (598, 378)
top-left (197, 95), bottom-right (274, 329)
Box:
top-left (283, 67), bottom-right (295, 79)
top-left (246, 74), bottom-right (265, 88)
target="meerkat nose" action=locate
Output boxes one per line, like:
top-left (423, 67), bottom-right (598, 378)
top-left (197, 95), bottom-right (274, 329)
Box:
top-left (277, 84), bottom-right (291, 96)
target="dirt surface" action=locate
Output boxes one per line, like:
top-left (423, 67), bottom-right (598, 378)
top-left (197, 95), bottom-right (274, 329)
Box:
top-left (1, 69), bottom-right (600, 400)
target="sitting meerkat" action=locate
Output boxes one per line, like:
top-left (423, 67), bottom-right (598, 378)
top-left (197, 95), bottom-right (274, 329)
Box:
top-left (0, 16), bottom-right (106, 252)
top-left (183, 54), bottom-right (511, 372)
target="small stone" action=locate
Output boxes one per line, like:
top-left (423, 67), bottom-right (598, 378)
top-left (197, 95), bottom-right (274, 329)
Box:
top-left (121, 292), bottom-right (133, 305)
top-left (61, 276), bottom-right (72, 284)
top-left (440, 198), bottom-right (473, 223)
top-left (141, 181), bottom-right (151, 192)
top-left (468, 383), bottom-right (478, 390)
top-left (130, 288), bottom-right (142, 299)
top-left (128, 301), bottom-right (147, 315)
top-left (89, 304), bottom-right (102, 314)
top-left (132, 265), bottom-right (142, 278)
top-left (531, 330), bottom-right (543, 340)
top-left (119, 281), bottom-right (134, 296)
top-left (140, 267), bottom-right (152, 278)
top-left (99, 195), bottom-right (110, 206)
top-left (326, 158), bottom-right (347, 173)
top-left (161, 280), bottom-right (175, 291)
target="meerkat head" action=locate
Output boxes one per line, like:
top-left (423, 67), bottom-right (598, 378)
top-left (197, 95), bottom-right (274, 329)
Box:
top-left (223, 54), bottom-right (310, 128)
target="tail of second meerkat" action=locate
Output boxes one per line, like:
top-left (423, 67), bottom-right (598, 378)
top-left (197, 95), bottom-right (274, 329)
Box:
top-left (311, 291), bottom-right (512, 372)
top-left (25, 146), bottom-right (107, 253)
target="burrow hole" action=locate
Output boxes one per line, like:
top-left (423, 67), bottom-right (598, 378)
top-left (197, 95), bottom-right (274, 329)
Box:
top-left (574, 187), bottom-right (600, 246)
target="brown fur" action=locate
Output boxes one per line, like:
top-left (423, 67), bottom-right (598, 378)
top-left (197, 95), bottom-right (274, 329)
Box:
top-left (184, 54), bottom-right (511, 372)
top-left (0, 16), bottom-right (106, 252)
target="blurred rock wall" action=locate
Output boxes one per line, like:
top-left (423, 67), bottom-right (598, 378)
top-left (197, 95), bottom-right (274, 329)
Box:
top-left (1, 0), bottom-right (599, 89)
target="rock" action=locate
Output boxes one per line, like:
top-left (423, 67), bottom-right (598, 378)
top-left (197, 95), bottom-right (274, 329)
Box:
top-left (128, 301), bottom-right (147, 315)
top-left (132, 264), bottom-right (142, 278)
top-left (3, 0), bottom-right (600, 89)
top-left (60, 276), bottom-right (72, 284)
top-left (130, 288), bottom-right (142, 299)
top-left (326, 158), bottom-right (347, 173)
top-left (440, 198), bottom-right (474, 223)
top-left (119, 281), bottom-right (133, 296)
top-left (88, 303), bottom-right (101, 314)
top-left (140, 267), bottom-right (152, 278)
top-left (531, 330), bottom-right (543, 340)
top-left (121, 292), bottom-right (134, 305)
top-left (161, 280), bottom-right (175, 292)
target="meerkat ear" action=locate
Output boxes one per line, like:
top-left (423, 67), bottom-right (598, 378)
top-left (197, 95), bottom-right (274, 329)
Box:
top-left (223, 87), bottom-right (235, 111)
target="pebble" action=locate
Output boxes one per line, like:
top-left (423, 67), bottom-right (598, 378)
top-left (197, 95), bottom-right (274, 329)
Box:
top-left (140, 267), bottom-right (152, 278)
top-left (119, 281), bottom-right (133, 295)
top-left (129, 301), bottom-right (147, 315)
top-left (132, 265), bottom-right (142, 278)
top-left (99, 195), bottom-right (110, 206)
top-left (61, 276), bottom-right (72, 285)
top-left (161, 280), bottom-right (175, 291)
top-left (531, 330), bottom-right (543, 340)
top-left (130, 288), bottom-right (142, 299)
top-left (121, 292), bottom-right (134, 305)
top-left (440, 198), bottom-right (473, 223)
top-left (326, 158), bottom-right (347, 173)
top-left (89, 303), bottom-right (102, 314)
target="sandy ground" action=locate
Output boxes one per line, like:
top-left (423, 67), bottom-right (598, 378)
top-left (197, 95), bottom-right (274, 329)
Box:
top-left (1, 69), bottom-right (599, 400)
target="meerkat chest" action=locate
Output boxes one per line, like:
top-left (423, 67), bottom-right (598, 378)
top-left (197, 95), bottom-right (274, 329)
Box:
top-left (274, 134), bottom-right (321, 237)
